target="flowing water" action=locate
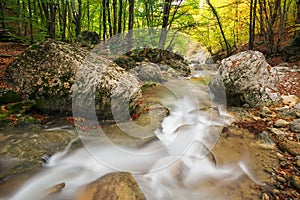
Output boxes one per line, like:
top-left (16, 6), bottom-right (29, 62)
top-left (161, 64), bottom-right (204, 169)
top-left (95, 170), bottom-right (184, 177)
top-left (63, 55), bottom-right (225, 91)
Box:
top-left (0, 77), bottom-right (270, 200)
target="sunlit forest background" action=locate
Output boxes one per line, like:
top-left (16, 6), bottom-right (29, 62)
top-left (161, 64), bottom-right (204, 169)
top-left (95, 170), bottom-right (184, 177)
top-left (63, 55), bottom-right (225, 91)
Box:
top-left (0, 0), bottom-right (299, 55)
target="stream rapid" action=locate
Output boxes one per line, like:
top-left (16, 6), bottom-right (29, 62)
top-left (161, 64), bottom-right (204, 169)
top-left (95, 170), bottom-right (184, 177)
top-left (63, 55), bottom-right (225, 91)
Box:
top-left (5, 78), bottom-right (263, 200)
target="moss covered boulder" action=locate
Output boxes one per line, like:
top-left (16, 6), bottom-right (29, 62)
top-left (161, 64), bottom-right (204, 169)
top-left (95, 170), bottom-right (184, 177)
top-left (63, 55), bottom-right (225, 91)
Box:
top-left (4, 40), bottom-right (141, 121)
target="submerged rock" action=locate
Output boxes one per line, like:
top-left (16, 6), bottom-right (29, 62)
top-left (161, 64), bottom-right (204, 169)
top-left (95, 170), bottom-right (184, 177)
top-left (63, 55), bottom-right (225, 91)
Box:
top-left (209, 51), bottom-right (281, 107)
top-left (4, 40), bottom-right (141, 121)
top-left (76, 172), bottom-right (146, 200)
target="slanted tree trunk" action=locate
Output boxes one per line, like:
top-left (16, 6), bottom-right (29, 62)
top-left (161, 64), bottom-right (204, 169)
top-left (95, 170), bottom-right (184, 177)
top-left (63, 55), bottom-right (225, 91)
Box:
top-left (207, 0), bottom-right (231, 56)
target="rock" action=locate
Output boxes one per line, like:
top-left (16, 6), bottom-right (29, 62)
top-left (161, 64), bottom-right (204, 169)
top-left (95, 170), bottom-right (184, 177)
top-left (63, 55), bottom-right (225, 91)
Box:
top-left (282, 36), bottom-right (300, 62)
top-left (278, 140), bottom-right (300, 156)
top-left (290, 119), bottom-right (300, 133)
top-left (114, 48), bottom-right (191, 77)
top-left (276, 107), bottom-right (296, 119)
top-left (261, 106), bottom-right (272, 117)
top-left (257, 131), bottom-right (274, 146)
top-left (294, 103), bottom-right (300, 118)
top-left (76, 172), bottom-right (146, 200)
top-left (209, 51), bottom-right (280, 107)
top-left (0, 87), bottom-right (21, 104)
top-left (4, 40), bottom-right (142, 121)
top-left (133, 62), bottom-right (163, 82)
top-left (276, 175), bottom-right (287, 183)
top-left (76, 30), bottom-right (100, 45)
top-left (274, 119), bottom-right (289, 128)
top-left (281, 95), bottom-right (300, 107)
top-left (268, 127), bottom-right (285, 136)
top-left (262, 193), bottom-right (270, 200)
top-left (290, 175), bottom-right (300, 190)
top-left (296, 159), bottom-right (300, 167)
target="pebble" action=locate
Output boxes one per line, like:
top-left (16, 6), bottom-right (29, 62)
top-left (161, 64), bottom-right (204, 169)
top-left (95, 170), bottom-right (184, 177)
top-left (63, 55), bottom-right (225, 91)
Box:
top-left (276, 153), bottom-right (284, 160)
top-left (296, 159), bottom-right (300, 167)
top-left (294, 103), bottom-right (300, 118)
top-left (290, 119), bottom-right (300, 133)
top-left (290, 175), bottom-right (300, 190)
top-left (262, 193), bottom-right (270, 200)
top-left (281, 95), bottom-right (300, 107)
top-left (261, 106), bottom-right (272, 116)
top-left (274, 119), bottom-right (289, 128)
top-left (276, 175), bottom-right (287, 183)
top-left (268, 128), bottom-right (285, 135)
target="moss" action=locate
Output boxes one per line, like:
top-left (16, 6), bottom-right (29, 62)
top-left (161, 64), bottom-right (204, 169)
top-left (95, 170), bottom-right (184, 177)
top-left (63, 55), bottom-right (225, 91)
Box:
top-left (0, 89), bottom-right (22, 104)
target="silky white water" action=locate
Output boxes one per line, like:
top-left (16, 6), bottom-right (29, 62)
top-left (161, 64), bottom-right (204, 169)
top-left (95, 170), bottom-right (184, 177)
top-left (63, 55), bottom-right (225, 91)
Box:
top-left (7, 80), bottom-right (261, 200)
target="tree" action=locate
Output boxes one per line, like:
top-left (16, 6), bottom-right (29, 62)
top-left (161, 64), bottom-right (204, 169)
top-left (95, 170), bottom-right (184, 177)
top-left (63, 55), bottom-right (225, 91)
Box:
top-left (127, 0), bottom-right (134, 49)
top-left (158, 0), bottom-right (172, 49)
top-left (249, 0), bottom-right (257, 50)
top-left (206, 0), bottom-right (231, 56)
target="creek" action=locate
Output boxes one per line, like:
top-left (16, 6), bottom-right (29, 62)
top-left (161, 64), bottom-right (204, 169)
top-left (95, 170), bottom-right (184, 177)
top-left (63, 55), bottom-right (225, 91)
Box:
top-left (0, 72), bottom-right (272, 200)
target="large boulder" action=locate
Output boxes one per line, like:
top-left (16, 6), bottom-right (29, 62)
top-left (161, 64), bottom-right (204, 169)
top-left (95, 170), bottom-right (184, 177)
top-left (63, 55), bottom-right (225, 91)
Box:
top-left (4, 40), bottom-right (141, 121)
top-left (209, 51), bottom-right (281, 107)
top-left (76, 172), bottom-right (146, 200)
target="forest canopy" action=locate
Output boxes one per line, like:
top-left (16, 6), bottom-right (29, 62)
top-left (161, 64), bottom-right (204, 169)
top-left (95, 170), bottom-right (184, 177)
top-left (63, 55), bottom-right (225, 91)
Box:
top-left (0, 0), bottom-right (299, 55)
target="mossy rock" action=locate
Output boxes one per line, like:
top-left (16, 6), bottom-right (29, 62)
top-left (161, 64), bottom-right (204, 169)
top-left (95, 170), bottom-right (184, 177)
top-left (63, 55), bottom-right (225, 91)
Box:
top-left (0, 87), bottom-right (22, 104)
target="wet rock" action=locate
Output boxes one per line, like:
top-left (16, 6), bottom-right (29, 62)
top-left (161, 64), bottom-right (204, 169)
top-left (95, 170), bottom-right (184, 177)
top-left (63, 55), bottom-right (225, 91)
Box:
top-left (209, 51), bottom-right (280, 107)
top-left (0, 127), bottom-right (77, 181)
top-left (290, 175), bottom-right (300, 190)
top-left (274, 119), bottom-right (289, 128)
top-left (133, 62), bottom-right (163, 82)
top-left (290, 119), bottom-right (300, 133)
top-left (281, 95), bottom-right (300, 107)
top-left (76, 172), bottom-right (146, 200)
top-left (278, 140), bottom-right (300, 156)
top-left (4, 40), bottom-right (142, 121)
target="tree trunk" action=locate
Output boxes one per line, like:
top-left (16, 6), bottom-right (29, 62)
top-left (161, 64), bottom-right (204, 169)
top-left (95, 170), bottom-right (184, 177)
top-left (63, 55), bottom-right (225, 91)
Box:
top-left (158, 0), bottom-right (172, 49)
top-left (102, 0), bottom-right (107, 40)
top-left (106, 0), bottom-right (112, 37)
top-left (207, 0), bottom-right (231, 56)
top-left (113, 0), bottom-right (117, 35)
top-left (127, 0), bottom-right (134, 50)
top-left (249, 0), bottom-right (257, 50)
top-left (28, 0), bottom-right (34, 43)
top-left (297, 0), bottom-right (300, 36)
top-left (118, 0), bottom-right (122, 33)
top-left (0, 0), bottom-right (6, 29)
